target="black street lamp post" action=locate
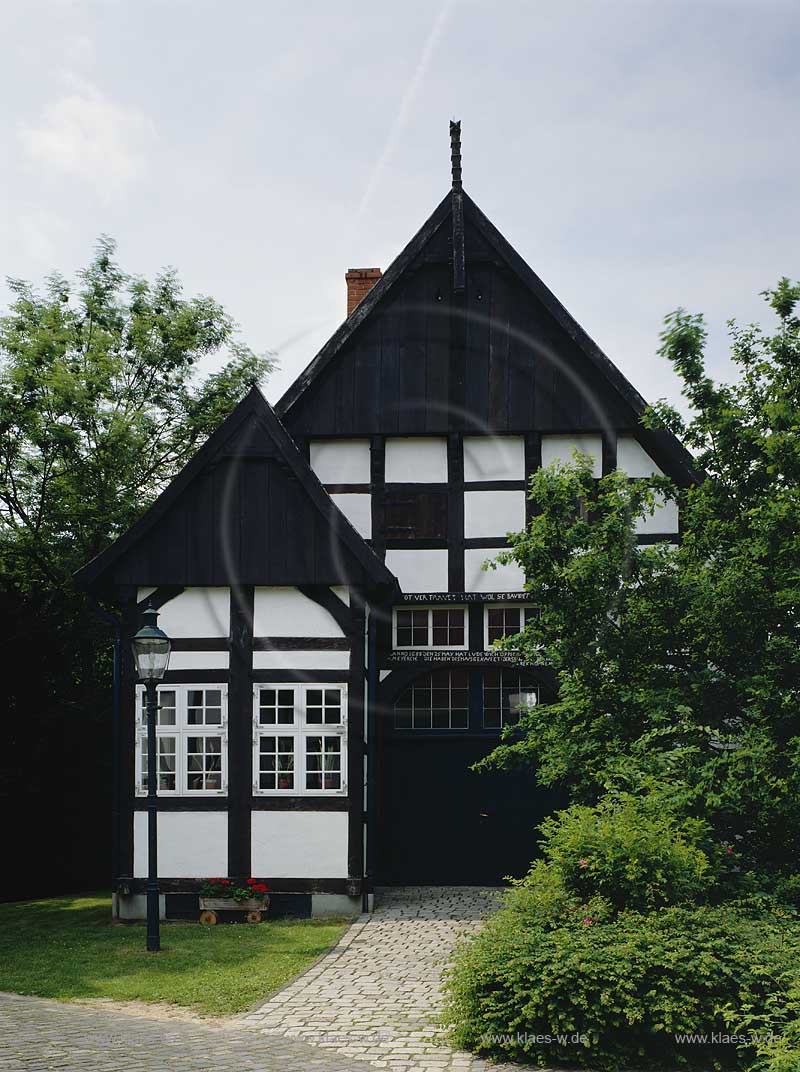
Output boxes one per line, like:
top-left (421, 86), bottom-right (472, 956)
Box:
top-left (131, 603), bottom-right (172, 953)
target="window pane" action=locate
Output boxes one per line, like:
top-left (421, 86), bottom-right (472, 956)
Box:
top-left (305, 733), bottom-right (344, 791)
top-left (482, 670), bottom-right (539, 728)
top-left (260, 687), bottom-right (295, 726)
top-left (258, 734), bottom-right (295, 791)
top-left (394, 670), bottom-right (473, 730)
top-left (185, 733), bottom-right (224, 791)
top-left (158, 691), bottom-right (177, 726)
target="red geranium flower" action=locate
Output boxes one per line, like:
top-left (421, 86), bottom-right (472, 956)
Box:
top-left (246, 878), bottom-right (257, 885)
top-left (254, 883), bottom-right (269, 894)
top-left (220, 878), bottom-right (231, 885)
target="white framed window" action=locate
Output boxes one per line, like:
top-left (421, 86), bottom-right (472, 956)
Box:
top-left (136, 685), bottom-right (227, 796)
top-left (484, 604), bottom-right (537, 648)
top-left (392, 606), bottom-right (468, 649)
top-left (253, 684), bottom-right (347, 795)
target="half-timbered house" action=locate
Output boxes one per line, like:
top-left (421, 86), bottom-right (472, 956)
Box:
top-left (78, 124), bottom-right (696, 919)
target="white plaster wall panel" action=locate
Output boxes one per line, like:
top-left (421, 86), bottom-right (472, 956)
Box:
top-left (309, 439), bottom-right (370, 484)
top-left (331, 586), bottom-right (350, 606)
top-left (384, 438), bottom-right (448, 483)
top-left (635, 494), bottom-right (680, 535)
top-left (137, 587), bottom-right (157, 603)
top-left (384, 549), bottom-right (449, 593)
top-left (254, 587), bottom-right (346, 637)
top-left (134, 811), bottom-right (227, 877)
top-left (155, 588), bottom-right (230, 638)
top-left (541, 435), bottom-right (602, 478)
top-left (617, 436), bottom-right (664, 477)
top-left (252, 650), bottom-right (350, 670)
top-left (463, 436), bottom-right (525, 482)
top-left (464, 548), bottom-right (526, 593)
top-left (330, 493), bottom-right (372, 538)
top-left (464, 491), bottom-right (526, 539)
top-left (251, 811), bottom-right (348, 878)
top-left (167, 652), bottom-right (230, 671)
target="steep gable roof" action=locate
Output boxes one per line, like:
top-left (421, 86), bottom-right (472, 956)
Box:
top-left (277, 188), bottom-right (699, 484)
top-left (76, 386), bottom-right (396, 594)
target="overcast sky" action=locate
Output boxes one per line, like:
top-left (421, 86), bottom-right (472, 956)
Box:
top-left (2, 0), bottom-right (798, 411)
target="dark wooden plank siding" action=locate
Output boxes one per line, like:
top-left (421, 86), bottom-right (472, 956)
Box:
top-left (488, 267), bottom-right (512, 432)
top-left (283, 229), bottom-right (634, 440)
top-left (425, 263), bottom-right (451, 432)
top-left (463, 261), bottom-right (492, 431)
top-left (107, 448), bottom-right (378, 589)
top-left (398, 275), bottom-right (428, 434)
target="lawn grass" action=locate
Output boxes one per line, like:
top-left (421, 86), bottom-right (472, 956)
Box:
top-left (0, 893), bottom-right (348, 1015)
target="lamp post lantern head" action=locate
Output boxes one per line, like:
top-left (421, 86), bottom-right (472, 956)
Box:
top-left (132, 603), bottom-right (171, 682)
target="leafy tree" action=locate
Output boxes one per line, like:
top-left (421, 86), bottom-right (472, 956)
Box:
top-left (488, 280), bottom-right (800, 872)
top-left (0, 236), bottom-right (273, 589)
top-left (0, 238), bottom-right (273, 895)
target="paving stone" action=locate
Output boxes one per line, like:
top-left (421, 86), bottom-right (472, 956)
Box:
top-left (240, 885), bottom-right (523, 1072)
top-left (0, 991), bottom-right (376, 1072)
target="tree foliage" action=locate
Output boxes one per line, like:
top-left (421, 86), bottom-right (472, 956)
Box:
top-left (489, 280), bottom-right (800, 871)
top-left (0, 236), bottom-right (273, 589)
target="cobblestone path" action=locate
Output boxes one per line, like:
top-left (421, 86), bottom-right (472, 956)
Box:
top-left (0, 990), bottom-right (376, 1072)
top-left (240, 885), bottom-right (522, 1072)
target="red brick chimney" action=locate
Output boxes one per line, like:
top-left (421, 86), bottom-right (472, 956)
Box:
top-left (345, 268), bottom-right (382, 317)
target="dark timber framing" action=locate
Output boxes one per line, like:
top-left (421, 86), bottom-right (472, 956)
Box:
top-left (347, 597), bottom-right (366, 887)
top-left (228, 584), bottom-right (254, 877)
top-left (79, 126), bottom-right (698, 901)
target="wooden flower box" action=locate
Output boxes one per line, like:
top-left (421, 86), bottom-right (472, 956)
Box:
top-left (198, 896), bottom-right (269, 924)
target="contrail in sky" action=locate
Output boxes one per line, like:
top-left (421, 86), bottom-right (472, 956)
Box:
top-left (355, 0), bottom-right (458, 220)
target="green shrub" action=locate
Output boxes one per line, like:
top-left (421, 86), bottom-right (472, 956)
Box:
top-left (442, 898), bottom-right (800, 1071)
top-left (532, 794), bottom-right (715, 911)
